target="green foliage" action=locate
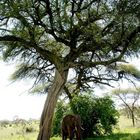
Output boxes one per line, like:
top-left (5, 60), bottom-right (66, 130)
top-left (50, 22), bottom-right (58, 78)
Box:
top-left (117, 64), bottom-right (140, 79)
top-left (0, 1), bottom-right (140, 138)
top-left (94, 97), bottom-right (119, 135)
top-left (70, 95), bottom-right (119, 138)
top-left (52, 95), bottom-right (119, 138)
top-left (0, 0), bottom-right (140, 89)
top-left (52, 101), bottom-right (69, 136)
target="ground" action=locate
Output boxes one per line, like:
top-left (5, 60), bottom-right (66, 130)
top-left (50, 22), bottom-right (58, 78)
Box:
top-left (0, 116), bottom-right (140, 140)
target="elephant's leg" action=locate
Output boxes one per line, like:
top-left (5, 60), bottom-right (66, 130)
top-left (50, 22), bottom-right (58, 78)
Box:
top-left (62, 131), bottom-right (67, 140)
top-left (69, 129), bottom-right (75, 140)
top-left (75, 129), bottom-right (81, 140)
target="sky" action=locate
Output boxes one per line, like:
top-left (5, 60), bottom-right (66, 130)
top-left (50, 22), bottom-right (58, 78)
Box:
top-left (0, 58), bottom-right (140, 121)
top-left (0, 62), bottom-right (46, 120)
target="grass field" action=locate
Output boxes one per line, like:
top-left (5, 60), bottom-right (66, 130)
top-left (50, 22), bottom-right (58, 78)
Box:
top-left (0, 116), bottom-right (140, 140)
top-left (0, 121), bottom-right (38, 140)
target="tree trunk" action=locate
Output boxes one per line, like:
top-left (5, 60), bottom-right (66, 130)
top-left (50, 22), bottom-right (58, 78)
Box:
top-left (131, 110), bottom-right (135, 127)
top-left (37, 69), bottom-right (68, 140)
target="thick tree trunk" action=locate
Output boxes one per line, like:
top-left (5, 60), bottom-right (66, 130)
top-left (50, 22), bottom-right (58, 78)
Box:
top-left (37, 69), bottom-right (68, 140)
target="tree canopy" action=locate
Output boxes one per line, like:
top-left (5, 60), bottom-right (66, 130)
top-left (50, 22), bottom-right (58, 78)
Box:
top-left (0, 0), bottom-right (140, 92)
top-left (0, 0), bottom-right (140, 139)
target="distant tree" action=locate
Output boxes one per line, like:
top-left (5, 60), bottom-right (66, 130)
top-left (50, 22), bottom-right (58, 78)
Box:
top-left (0, 1), bottom-right (140, 139)
top-left (0, 120), bottom-right (10, 127)
top-left (112, 87), bottom-right (140, 127)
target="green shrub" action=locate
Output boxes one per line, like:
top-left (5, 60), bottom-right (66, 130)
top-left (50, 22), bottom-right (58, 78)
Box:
top-left (52, 101), bottom-right (68, 136)
top-left (70, 95), bottom-right (119, 138)
top-left (52, 95), bottom-right (119, 138)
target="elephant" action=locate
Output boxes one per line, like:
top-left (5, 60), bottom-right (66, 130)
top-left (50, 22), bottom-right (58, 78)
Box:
top-left (61, 114), bottom-right (83, 140)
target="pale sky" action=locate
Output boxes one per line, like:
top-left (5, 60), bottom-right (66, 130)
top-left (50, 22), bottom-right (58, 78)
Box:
top-left (0, 58), bottom-right (140, 121)
top-left (0, 62), bottom-right (46, 120)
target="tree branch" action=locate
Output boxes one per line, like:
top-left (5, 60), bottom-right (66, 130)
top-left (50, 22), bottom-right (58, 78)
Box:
top-left (0, 35), bottom-right (62, 69)
top-left (0, 35), bottom-right (30, 44)
top-left (64, 86), bottom-right (72, 100)
top-left (68, 25), bottom-right (140, 68)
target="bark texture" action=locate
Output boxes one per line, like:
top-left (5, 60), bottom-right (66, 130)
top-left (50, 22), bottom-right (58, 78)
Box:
top-left (37, 69), bottom-right (68, 140)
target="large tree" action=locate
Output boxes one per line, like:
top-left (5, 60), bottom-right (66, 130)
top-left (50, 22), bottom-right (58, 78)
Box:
top-left (0, 0), bottom-right (140, 139)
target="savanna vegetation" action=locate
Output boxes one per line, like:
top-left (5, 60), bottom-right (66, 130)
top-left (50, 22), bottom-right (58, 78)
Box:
top-left (51, 94), bottom-right (140, 140)
top-left (0, 0), bottom-right (140, 140)
top-left (1, 93), bottom-right (140, 140)
top-left (112, 87), bottom-right (140, 127)
top-left (0, 119), bottom-right (39, 140)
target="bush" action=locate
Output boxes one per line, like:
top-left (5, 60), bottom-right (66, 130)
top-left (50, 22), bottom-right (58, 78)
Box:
top-left (52, 101), bottom-right (69, 136)
top-left (52, 95), bottom-right (119, 138)
top-left (25, 126), bottom-right (34, 133)
top-left (70, 95), bottom-right (119, 138)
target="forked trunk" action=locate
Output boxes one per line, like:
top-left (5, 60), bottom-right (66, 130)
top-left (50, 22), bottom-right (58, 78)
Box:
top-left (37, 69), bottom-right (68, 140)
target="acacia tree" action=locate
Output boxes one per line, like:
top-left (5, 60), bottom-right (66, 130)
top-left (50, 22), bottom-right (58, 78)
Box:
top-left (112, 87), bottom-right (140, 127)
top-left (0, 0), bottom-right (140, 140)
